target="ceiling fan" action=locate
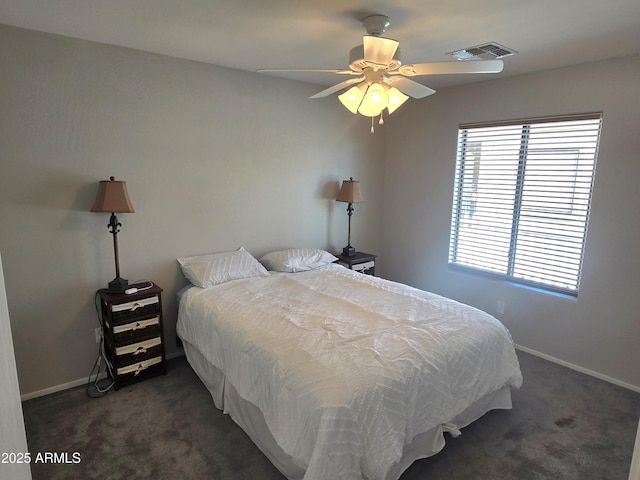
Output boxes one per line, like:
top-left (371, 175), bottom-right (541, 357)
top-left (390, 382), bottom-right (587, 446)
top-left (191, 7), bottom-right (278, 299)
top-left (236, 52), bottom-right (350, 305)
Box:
top-left (258, 15), bottom-right (504, 130)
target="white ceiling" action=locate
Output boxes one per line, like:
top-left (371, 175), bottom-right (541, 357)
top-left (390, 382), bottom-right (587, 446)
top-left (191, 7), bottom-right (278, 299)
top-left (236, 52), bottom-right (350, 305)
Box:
top-left (1, 0), bottom-right (639, 94)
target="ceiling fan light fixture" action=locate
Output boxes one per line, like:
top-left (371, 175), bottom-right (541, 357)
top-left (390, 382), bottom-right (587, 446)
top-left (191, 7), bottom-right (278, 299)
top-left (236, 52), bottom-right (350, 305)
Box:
top-left (338, 85), bottom-right (365, 114)
top-left (358, 82), bottom-right (388, 117)
top-left (386, 87), bottom-right (409, 114)
top-left (340, 81), bottom-right (408, 117)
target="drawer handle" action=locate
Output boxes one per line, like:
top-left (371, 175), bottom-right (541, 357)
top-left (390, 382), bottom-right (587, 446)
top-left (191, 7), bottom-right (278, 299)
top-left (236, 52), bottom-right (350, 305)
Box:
top-left (131, 302), bottom-right (142, 311)
top-left (133, 363), bottom-right (146, 376)
top-left (132, 322), bottom-right (142, 330)
top-left (133, 347), bottom-right (147, 355)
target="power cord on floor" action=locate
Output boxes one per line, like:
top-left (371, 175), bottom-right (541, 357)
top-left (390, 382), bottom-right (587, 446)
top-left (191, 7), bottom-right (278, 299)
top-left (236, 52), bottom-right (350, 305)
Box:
top-left (86, 291), bottom-right (115, 398)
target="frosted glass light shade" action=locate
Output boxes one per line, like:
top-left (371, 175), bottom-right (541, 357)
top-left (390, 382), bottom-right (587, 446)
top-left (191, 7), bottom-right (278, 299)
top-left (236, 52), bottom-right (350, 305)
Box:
top-left (338, 81), bottom-right (410, 117)
top-left (358, 83), bottom-right (388, 117)
top-left (338, 86), bottom-right (365, 114)
top-left (386, 87), bottom-right (409, 114)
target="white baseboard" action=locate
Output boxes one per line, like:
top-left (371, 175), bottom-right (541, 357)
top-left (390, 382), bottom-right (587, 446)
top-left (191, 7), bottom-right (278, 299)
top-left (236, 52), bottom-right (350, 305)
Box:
top-left (21, 350), bottom-right (185, 401)
top-left (515, 344), bottom-right (640, 393)
top-left (21, 375), bottom-right (100, 401)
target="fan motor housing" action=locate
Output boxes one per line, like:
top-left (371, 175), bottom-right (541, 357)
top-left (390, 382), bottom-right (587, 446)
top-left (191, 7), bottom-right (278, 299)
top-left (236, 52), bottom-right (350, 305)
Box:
top-left (348, 44), bottom-right (402, 72)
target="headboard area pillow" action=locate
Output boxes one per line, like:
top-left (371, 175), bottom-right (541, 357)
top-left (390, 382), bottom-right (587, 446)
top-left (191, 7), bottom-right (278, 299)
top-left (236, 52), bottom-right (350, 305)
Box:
top-left (177, 247), bottom-right (269, 288)
top-left (260, 248), bottom-right (338, 273)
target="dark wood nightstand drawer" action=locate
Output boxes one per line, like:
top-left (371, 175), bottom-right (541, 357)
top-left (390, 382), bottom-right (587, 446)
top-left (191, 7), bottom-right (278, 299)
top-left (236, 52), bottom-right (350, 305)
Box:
top-left (110, 295), bottom-right (160, 323)
top-left (110, 315), bottom-right (161, 344)
top-left (336, 252), bottom-right (377, 276)
top-left (116, 356), bottom-right (162, 376)
top-left (352, 260), bottom-right (375, 274)
top-left (114, 337), bottom-right (163, 368)
top-left (114, 358), bottom-right (164, 388)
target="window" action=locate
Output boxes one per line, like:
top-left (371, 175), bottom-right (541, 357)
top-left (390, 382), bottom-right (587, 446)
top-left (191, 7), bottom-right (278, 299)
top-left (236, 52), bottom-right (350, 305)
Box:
top-left (448, 114), bottom-right (602, 296)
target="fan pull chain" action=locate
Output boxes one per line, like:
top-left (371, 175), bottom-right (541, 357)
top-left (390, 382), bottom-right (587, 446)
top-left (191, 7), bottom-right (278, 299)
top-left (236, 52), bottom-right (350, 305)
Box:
top-left (371, 117), bottom-right (375, 134)
top-left (379, 112), bottom-right (384, 125)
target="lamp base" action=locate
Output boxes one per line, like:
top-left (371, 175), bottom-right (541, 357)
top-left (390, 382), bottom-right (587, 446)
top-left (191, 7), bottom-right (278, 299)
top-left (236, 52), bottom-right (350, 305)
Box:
top-left (108, 276), bottom-right (129, 293)
top-left (342, 245), bottom-right (356, 257)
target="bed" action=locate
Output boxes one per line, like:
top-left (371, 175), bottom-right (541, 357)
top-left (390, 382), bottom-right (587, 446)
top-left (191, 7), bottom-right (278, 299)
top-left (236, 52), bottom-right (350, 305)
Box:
top-left (176, 248), bottom-right (523, 480)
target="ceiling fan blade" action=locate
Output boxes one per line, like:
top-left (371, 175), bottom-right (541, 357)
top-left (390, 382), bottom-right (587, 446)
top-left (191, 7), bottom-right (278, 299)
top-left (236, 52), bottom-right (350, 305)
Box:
top-left (398, 60), bottom-right (504, 76)
top-left (385, 76), bottom-right (436, 99)
top-left (258, 68), bottom-right (357, 75)
top-left (309, 77), bottom-right (365, 99)
top-left (363, 35), bottom-right (399, 68)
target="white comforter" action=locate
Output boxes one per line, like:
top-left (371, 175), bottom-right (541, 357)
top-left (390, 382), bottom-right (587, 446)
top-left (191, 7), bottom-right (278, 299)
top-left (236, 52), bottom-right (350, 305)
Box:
top-left (177, 264), bottom-right (522, 480)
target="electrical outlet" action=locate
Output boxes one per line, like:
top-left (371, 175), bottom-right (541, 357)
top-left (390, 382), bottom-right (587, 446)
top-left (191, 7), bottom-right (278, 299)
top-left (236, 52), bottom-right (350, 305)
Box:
top-left (94, 327), bottom-right (102, 343)
top-left (497, 301), bottom-right (505, 314)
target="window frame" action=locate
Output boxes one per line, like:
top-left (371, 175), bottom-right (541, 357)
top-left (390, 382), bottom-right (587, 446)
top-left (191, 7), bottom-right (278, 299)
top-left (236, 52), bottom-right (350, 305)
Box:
top-left (448, 113), bottom-right (602, 297)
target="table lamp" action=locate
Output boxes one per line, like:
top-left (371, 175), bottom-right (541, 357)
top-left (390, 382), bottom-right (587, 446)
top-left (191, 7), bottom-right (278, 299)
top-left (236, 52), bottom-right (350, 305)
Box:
top-left (91, 176), bottom-right (135, 292)
top-left (336, 177), bottom-right (364, 257)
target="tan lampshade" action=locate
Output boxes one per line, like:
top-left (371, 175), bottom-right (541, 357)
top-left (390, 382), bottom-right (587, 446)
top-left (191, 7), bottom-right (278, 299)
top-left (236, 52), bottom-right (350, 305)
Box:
top-left (90, 176), bottom-right (135, 213)
top-left (336, 177), bottom-right (364, 204)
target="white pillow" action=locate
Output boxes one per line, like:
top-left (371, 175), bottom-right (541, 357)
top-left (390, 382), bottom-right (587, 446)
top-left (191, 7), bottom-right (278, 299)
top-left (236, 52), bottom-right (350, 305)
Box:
top-left (177, 247), bottom-right (269, 287)
top-left (260, 248), bottom-right (338, 273)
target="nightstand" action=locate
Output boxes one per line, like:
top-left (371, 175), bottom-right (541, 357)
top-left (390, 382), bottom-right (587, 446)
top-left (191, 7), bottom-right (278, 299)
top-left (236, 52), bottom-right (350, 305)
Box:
top-left (336, 252), bottom-right (377, 276)
top-left (98, 282), bottom-right (166, 390)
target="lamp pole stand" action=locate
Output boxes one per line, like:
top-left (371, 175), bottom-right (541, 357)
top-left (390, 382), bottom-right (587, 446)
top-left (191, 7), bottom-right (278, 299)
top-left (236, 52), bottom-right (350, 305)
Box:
top-left (342, 202), bottom-right (356, 257)
top-left (336, 176), bottom-right (363, 257)
top-left (107, 212), bottom-right (128, 292)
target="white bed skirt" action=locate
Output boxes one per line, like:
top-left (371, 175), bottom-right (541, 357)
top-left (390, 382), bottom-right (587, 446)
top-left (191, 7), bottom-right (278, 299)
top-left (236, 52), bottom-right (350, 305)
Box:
top-left (182, 340), bottom-right (514, 480)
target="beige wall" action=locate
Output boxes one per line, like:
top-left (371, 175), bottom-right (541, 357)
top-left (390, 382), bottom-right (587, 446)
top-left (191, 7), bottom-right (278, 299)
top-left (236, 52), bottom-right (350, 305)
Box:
top-left (383, 55), bottom-right (640, 390)
top-left (0, 25), bottom-right (384, 396)
top-left (2, 22), bottom-right (638, 396)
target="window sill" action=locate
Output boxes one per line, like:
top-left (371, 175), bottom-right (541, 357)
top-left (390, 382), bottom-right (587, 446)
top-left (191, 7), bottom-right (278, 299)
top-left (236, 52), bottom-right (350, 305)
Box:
top-left (448, 263), bottom-right (579, 301)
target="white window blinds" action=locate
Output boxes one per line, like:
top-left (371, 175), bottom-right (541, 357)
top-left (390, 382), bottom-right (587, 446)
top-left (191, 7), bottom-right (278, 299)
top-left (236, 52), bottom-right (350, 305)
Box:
top-left (448, 114), bottom-right (602, 296)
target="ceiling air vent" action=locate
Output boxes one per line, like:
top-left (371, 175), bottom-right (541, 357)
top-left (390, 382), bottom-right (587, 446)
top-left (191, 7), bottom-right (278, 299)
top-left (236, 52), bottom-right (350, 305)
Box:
top-left (447, 42), bottom-right (518, 61)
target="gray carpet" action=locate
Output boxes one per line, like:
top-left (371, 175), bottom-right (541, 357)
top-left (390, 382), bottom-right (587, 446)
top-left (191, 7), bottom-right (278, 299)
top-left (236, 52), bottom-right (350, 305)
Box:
top-left (23, 351), bottom-right (639, 480)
